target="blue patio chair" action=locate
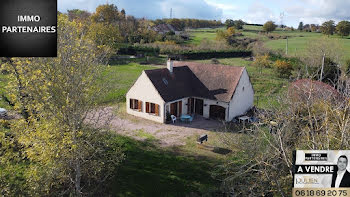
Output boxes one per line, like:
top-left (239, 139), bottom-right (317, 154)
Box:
top-left (189, 115), bottom-right (193, 123)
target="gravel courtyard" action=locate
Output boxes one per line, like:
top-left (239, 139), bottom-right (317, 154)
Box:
top-left (87, 106), bottom-right (225, 147)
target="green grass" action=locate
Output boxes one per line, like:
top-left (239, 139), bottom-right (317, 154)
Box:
top-left (242, 25), bottom-right (263, 31)
top-left (186, 25), bottom-right (350, 60)
top-left (266, 36), bottom-right (350, 59)
top-left (111, 135), bottom-right (222, 196)
top-left (98, 63), bottom-right (159, 105)
top-left (133, 129), bottom-right (156, 140)
top-left (195, 58), bottom-right (288, 109)
top-left (185, 31), bottom-right (218, 45)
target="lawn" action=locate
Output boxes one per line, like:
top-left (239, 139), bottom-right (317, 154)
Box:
top-left (184, 31), bottom-right (218, 45)
top-left (97, 63), bottom-right (159, 105)
top-left (110, 135), bottom-right (223, 196)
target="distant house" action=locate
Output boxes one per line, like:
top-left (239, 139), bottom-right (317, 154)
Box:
top-left (126, 60), bottom-right (254, 123)
top-left (288, 79), bottom-right (343, 103)
top-left (152, 24), bottom-right (181, 35)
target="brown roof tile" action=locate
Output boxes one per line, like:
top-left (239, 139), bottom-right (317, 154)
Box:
top-left (144, 61), bottom-right (245, 102)
top-left (288, 79), bottom-right (343, 103)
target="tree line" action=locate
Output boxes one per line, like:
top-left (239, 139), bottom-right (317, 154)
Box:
top-left (154, 18), bottom-right (223, 30)
top-left (66, 4), bottom-right (223, 52)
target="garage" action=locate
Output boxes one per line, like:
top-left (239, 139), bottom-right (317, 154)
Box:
top-left (209, 105), bottom-right (226, 120)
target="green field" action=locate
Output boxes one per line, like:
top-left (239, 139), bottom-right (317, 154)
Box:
top-left (186, 25), bottom-right (350, 60)
top-left (98, 63), bottom-right (159, 105)
top-left (184, 27), bottom-right (225, 45)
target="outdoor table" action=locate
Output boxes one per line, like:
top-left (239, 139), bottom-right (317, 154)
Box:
top-left (180, 114), bottom-right (191, 123)
top-left (238, 116), bottom-right (250, 123)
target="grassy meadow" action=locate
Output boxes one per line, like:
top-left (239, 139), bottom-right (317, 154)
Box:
top-left (186, 25), bottom-right (350, 60)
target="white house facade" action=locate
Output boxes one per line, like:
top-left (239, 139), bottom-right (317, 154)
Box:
top-left (126, 60), bottom-right (254, 123)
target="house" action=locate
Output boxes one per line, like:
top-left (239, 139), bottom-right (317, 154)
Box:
top-left (126, 60), bottom-right (254, 123)
top-left (151, 24), bottom-right (181, 35)
top-left (288, 79), bottom-right (343, 103)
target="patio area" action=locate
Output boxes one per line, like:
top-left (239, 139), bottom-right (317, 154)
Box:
top-left (170, 114), bottom-right (224, 130)
top-left (88, 107), bottom-right (225, 147)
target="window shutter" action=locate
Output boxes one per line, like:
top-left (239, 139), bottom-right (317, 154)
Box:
top-left (138, 101), bottom-right (142, 111)
top-left (146, 102), bottom-right (149, 113)
top-left (130, 99), bottom-right (134, 109)
top-left (155, 104), bottom-right (159, 116)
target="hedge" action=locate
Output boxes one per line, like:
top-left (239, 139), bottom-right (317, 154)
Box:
top-left (174, 50), bottom-right (252, 60)
top-left (117, 45), bottom-right (160, 56)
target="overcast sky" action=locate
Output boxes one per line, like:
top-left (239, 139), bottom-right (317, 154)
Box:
top-left (58, 0), bottom-right (350, 28)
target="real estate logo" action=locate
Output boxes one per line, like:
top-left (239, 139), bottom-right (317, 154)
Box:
top-left (0, 0), bottom-right (57, 57)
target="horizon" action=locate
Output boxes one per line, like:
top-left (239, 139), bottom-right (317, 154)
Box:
top-left (58, 0), bottom-right (350, 28)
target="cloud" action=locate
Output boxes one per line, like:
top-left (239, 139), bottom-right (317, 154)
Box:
top-left (244, 2), bottom-right (279, 24)
top-left (57, 0), bottom-right (350, 27)
top-left (58, 0), bottom-right (223, 20)
top-left (285, 0), bottom-right (350, 25)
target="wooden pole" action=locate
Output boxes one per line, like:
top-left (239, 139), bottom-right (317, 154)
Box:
top-left (320, 52), bottom-right (325, 81)
top-left (285, 36), bottom-right (288, 55)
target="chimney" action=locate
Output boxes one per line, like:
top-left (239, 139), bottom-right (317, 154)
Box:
top-left (167, 58), bottom-right (173, 73)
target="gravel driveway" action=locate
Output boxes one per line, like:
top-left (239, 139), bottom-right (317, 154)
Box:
top-left (86, 106), bottom-right (224, 147)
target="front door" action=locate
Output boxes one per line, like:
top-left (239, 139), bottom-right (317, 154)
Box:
top-left (195, 98), bottom-right (203, 116)
top-left (187, 98), bottom-right (194, 114)
top-left (170, 102), bottom-right (177, 117)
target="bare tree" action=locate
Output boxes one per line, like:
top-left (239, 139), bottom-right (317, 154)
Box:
top-left (216, 79), bottom-right (350, 196)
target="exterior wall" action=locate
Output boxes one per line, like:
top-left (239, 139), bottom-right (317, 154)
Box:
top-left (126, 71), bottom-right (165, 123)
top-left (228, 68), bottom-right (254, 120)
top-left (202, 99), bottom-right (229, 120)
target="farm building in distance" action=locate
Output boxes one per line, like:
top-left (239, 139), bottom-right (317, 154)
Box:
top-left (126, 60), bottom-right (254, 123)
top-left (151, 24), bottom-right (181, 35)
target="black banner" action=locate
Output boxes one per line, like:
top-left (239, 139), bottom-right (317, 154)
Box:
top-left (0, 0), bottom-right (57, 57)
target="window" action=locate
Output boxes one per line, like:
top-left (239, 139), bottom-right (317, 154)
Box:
top-left (130, 99), bottom-right (142, 112)
top-left (162, 78), bottom-right (168, 85)
top-left (146, 102), bottom-right (159, 116)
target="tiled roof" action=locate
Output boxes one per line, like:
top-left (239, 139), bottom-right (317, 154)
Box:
top-left (144, 61), bottom-right (245, 102)
top-left (152, 24), bottom-right (178, 32)
top-left (288, 79), bottom-right (343, 102)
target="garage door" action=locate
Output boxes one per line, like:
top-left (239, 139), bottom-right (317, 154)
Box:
top-left (209, 105), bottom-right (226, 120)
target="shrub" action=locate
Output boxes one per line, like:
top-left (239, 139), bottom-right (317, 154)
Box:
top-left (248, 41), bottom-right (270, 56)
top-left (216, 29), bottom-right (227, 41)
top-left (345, 59), bottom-right (350, 76)
top-left (211, 58), bottom-right (220, 64)
top-left (274, 60), bottom-right (293, 78)
top-left (252, 54), bottom-right (271, 68)
top-left (227, 27), bottom-right (236, 37)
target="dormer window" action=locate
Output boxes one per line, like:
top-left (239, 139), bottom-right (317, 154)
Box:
top-left (162, 78), bottom-right (168, 85)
